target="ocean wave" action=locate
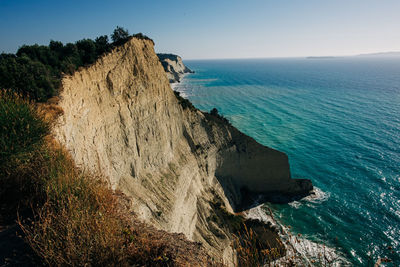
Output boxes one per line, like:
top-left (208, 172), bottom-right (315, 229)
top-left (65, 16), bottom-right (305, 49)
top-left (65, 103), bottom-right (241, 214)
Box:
top-left (278, 234), bottom-right (351, 267)
top-left (188, 78), bottom-right (218, 82)
top-left (288, 200), bottom-right (302, 209)
top-left (244, 205), bottom-right (350, 266)
top-left (170, 82), bottom-right (178, 90)
top-left (172, 85), bottom-right (190, 98)
top-left (304, 186), bottom-right (331, 204)
top-left (176, 90), bottom-right (189, 98)
top-left (181, 58), bottom-right (400, 265)
top-left (288, 186), bottom-right (330, 209)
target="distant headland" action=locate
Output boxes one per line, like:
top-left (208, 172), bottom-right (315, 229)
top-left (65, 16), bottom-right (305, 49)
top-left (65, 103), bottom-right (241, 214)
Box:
top-left (306, 51), bottom-right (400, 59)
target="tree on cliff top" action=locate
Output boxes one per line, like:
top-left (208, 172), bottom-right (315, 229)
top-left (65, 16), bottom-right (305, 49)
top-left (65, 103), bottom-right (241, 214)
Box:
top-left (111, 26), bottom-right (130, 45)
top-left (0, 27), bottom-right (156, 102)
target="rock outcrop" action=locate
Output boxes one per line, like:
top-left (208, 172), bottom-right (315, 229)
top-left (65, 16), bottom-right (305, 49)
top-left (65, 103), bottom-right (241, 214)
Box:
top-left (157, 53), bottom-right (194, 83)
top-left (53, 38), bottom-right (312, 265)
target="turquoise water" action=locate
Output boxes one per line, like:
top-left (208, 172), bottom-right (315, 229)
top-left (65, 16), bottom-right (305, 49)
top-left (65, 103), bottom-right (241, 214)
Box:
top-left (175, 58), bottom-right (400, 265)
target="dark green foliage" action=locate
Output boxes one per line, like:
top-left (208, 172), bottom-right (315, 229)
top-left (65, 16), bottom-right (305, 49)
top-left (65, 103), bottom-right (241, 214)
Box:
top-left (0, 91), bottom-right (48, 172)
top-left (209, 107), bottom-right (231, 125)
top-left (95, 35), bottom-right (111, 55)
top-left (49, 40), bottom-right (63, 52)
top-left (76, 39), bottom-right (97, 65)
top-left (210, 108), bottom-right (219, 116)
top-left (132, 32), bottom-right (154, 44)
top-left (111, 26), bottom-right (130, 45)
top-left (0, 91), bottom-right (49, 207)
top-left (0, 27), bottom-right (154, 102)
top-left (0, 54), bottom-right (58, 101)
top-left (173, 90), bottom-right (195, 110)
top-left (111, 27), bottom-right (153, 46)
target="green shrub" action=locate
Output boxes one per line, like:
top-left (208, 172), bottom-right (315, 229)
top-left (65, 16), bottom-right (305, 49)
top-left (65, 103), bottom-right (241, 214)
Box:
top-left (111, 26), bottom-right (130, 45)
top-left (0, 90), bottom-right (49, 212)
top-left (0, 27), bottom-right (154, 102)
top-left (0, 90), bottom-right (48, 168)
top-left (173, 90), bottom-right (195, 110)
top-left (209, 107), bottom-right (231, 125)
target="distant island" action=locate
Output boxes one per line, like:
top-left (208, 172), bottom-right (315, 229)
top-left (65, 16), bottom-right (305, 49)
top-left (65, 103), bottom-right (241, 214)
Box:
top-left (306, 56), bottom-right (337, 59)
top-left (306, 51), bottom-right (400, 59)
top-left (356, 51), bottom-right (400, 57)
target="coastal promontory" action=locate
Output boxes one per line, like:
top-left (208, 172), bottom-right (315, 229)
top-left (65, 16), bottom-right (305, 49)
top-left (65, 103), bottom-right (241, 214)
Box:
top-left (53, 37), bottom-right (312, 264)
top-left (157, 53), bottom-right (194, 83)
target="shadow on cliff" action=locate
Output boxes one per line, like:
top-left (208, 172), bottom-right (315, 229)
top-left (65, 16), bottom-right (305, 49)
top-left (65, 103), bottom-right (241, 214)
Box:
top-left (215, 176), bottom-right (313, 213)
top-left (201, 112), bottom-right (313, 213)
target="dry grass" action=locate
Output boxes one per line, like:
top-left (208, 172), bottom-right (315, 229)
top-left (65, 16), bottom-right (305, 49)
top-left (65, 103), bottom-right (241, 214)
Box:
top-left (208, 195), bottom-right (285, 266)
top-left (36, 104), bottom-right (63, 124)
top-left (18, 145), bottom-right (129, 266)
top-left (233, 223), bottom-right (283, 267)
top-left (1, 90), bottom-right (212, 266)
top-left (0, 90), bottom-right (49, 212)
top-left (17, 140), bottom-right (213, 266)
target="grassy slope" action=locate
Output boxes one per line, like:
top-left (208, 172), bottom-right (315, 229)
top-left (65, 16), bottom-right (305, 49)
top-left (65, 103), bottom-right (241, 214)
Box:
top-left (0, 91), bottom-right (213, 266)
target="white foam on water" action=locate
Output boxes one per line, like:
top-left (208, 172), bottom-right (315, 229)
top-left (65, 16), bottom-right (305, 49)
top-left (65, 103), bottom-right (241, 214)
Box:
top-left (288, 200), bottom-right (301, 209)
top-left (188, 78), bottom-right (218, 82)
top-left (171, 82), bottom-right (190, 98)
top-left (278, 231), bottom-right (350, 267)
top-left (288, 187), bottom-right (330, 209)
top-left (244, 204), bottom-right (350, 266)
top-left (245, 203), bottom-right (277, 227)
top-left (171, 74), bottom-right (191, 98)
top-left (304, 186), bottom-right (331, 204)
top-left (170, 82), bottom-right (178, 91)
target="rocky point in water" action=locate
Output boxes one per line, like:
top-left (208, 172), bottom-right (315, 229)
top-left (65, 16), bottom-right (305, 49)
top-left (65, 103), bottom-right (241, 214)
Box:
top-left (157, 53), bottom-right (194, 83)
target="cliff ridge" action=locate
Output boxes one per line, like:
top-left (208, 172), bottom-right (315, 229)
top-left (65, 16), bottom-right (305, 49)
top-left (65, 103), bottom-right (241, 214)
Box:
top-left (53, 38), bottom-right (312, 264)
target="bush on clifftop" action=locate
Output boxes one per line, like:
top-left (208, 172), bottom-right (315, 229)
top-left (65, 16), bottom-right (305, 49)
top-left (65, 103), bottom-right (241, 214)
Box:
top-left (0, 27), bottom-right (153, 102)
top-left (111, 26), bottom-right (130, 45)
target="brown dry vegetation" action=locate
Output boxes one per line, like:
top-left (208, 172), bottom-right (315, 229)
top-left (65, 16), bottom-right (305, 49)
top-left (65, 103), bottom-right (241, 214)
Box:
top-left (2, 91), bottom-right (331, 267)
top-left (233, 223), bottom-right (284, 267)
top-left (18, 143), bottom-right (213, 266)
top-left (0, 90), bottom-right (213, 266)
top-left (208, 195), bottom-right (285, 266)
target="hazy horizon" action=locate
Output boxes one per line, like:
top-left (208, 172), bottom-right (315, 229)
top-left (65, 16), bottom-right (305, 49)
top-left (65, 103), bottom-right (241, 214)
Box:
top-left (183, 51), bottom-right (400, 60)
top-left (1, 0), bottom-right (399, 59)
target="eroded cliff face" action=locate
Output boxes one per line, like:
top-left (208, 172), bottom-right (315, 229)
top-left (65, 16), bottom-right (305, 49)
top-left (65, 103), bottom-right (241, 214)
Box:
top-left (53, 38), bottom-right (311, 265)
top-left (157, 53), bottom-right (194, 83)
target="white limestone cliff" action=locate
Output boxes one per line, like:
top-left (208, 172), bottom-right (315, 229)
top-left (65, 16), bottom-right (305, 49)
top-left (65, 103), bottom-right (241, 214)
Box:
top-left (157, 53), bottom-right (194, 83)
top-left (53, 38), bottom-right (312, 265)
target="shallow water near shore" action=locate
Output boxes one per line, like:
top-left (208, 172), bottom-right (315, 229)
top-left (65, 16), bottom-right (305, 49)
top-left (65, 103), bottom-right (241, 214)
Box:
top-left (175, 57), bottom-right (400, 265)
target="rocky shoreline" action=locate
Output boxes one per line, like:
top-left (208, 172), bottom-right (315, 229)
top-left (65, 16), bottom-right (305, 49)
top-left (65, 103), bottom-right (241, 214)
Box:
top-left (157, 53), bottom-right (194, 83)
top-left (53, 39), bottom-right (313, 265)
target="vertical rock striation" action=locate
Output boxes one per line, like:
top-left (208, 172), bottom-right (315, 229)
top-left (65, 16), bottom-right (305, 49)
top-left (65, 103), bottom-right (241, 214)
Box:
top-left (53, 38), bottom-right (312, 265)
top-left (157, 53), bottom-right (194, 83)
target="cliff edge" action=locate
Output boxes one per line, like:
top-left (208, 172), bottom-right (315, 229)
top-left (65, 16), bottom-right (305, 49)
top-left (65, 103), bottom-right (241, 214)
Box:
top-left (53, 38), bottom-right (312, 264)
top-left (157, 53), bottom-right (194, 83)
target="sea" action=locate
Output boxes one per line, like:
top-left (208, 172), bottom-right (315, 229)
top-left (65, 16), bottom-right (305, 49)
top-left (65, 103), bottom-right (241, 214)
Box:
top-left (174, 57), bottom-right (400, 266)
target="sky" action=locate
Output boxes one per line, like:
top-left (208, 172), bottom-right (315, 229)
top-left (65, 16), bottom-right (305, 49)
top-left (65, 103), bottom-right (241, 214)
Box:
top-left (1, 0), bottom-right (399, 59)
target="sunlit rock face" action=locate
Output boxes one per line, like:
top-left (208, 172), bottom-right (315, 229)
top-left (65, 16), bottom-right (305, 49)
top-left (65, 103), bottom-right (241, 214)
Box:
top-left (157, 53), bottom-right (194, 83)
top-left (53, 38), bottom-right (312, 265)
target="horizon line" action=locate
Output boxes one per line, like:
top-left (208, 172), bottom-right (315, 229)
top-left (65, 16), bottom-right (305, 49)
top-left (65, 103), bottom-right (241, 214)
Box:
top-left (183, 50), bottom-right (400, 61)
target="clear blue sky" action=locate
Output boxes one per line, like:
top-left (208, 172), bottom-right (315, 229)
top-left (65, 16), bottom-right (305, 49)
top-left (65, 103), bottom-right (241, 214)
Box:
top-left (1, 0), bottom-right (399, 59)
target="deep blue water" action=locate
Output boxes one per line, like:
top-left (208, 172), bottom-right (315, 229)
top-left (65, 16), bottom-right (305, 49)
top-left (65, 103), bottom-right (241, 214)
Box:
top-left (175, 57), bottom-right (400, 265)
